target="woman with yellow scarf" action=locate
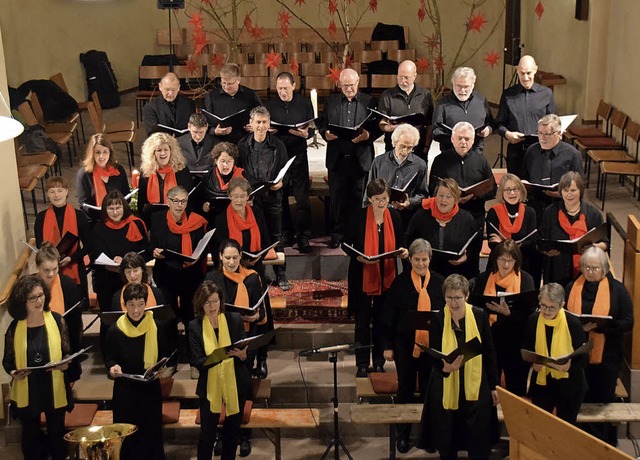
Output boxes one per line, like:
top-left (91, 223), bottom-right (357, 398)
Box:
top-left (470, 240), bottom-right (535, 396)
top-left (420, 274), bottom-right (498, 460)
top-left (105, 283), bottom-right (171, 459)
top-left (522, 283), bottom-right (587, 424)
top-left (3, 275), bottom-right (73, 460)
top-left (188, 281), bottom-right (251, 460)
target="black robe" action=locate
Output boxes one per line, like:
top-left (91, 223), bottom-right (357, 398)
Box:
top-left (75, 165), bottom-right (130, 221)
top-left (137, 168), bottom-right (194, 228)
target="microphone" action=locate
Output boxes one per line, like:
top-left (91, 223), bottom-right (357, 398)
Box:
top-left (299, 343), bottom-right (356, 357)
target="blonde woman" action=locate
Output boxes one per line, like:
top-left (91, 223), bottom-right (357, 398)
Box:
top-left (138, 132), bottom-right (193, 225)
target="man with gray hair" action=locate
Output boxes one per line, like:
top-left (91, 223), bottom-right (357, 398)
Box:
top-left (143, 72), bottom-right (195, 135)
top-left (432, 66), bottom-right (494, 154)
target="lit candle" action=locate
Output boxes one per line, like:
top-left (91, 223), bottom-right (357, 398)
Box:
top-left (310, 89), bottom-right (318, 118)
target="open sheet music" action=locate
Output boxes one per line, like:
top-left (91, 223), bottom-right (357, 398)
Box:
top-left (521, 341), bottom-right (593, 366)
top-left (419, 337), bottom-right (483, 364)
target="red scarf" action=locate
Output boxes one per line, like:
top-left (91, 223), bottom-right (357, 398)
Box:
top-left (227, 205), bottom-right (261, 252)
top-left (166, 211), bottom-right (207, 256)
top-left (362, 206), bottom-right (396, 296)
top-left (147, 166), bottom-right (177, 204)
top-left (421, 197), bottom-right (459, 222)
top-left (216, 166), bottom-right (245, 191)
top-left (92, 165), bottom-right (120, 207)
top-left (42, 204), bottom-right (80, 284)
top-left (105, 215), bottom-right (146, 242)
top-left (492, 203), bottom-right (525, 239)
top-left (558, 209), bottom-right (588, 276)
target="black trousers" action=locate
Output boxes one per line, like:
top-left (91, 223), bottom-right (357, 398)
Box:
top-left (353, 292), bottom-right (386, 369)
top-left (582, 361), bottom-right (620, 445)
top-left (254, 191), bottom-right (287, 277)
top-left (18, 407), bottom-right (66, 460)
top-left (198, 398), bottom-right (244, 460)
top-left (327, 156), bottom-right (367, 243)
top-left (281, 152), bottom-right (311, 238)
top-left (394, 348), bottom-right (432, 440)
top-left (531, 377), bottom-right (586, 425)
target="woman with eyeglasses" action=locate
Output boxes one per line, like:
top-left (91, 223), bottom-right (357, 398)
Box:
top-left (35, 244), bottom-right (84, 384)
top-left (522, 283), bottom-right (587, 424)
top-left (405, 178), bottom-right (478, 279)
top-left (76, 134), bottom-right (130, 222)
top-left (420, 274), bottom-right (498, 459)
top-left (138, 132), bottom-right (194, 226)
top-left (151, 185), bottom-right (208, 332)
top-left (540, 171), bottom-right (607, 287)
top-left (343, 179), bottom-right (408, 377)
top-left (470, 240), bottom-right (535, 396)
top-left (3, 275), bottom-right (73, 460)
top-left (111, 252), bottom-right (166, 311)
top-left (566, 247), bottom-right (633, 443)
top-left (188, 280), bottom-right (251, 460)
top-left (198, 142), bottom-right (246, 227)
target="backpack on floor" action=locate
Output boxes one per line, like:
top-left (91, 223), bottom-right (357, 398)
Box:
top-left (80, 50), bottom-right (120, 109)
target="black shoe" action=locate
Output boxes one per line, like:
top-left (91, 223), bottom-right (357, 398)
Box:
top-left (297, 237), bottom-right (311, 253)
top-left (281, 232), bottom-right (294, 247)
top-left (213, 437), bottom-right (223, 456)
top-left (397, 438), bottom-right (411, 453)
top-left (239, 439), bottom-right (252, 457)
top-left (256, 359), bottom-right (268, 379)
top-left (356, 367), bottom-right (369, 378)
top-left (327, 238), bottom-right (341, 249)
top-left (374, 365), bottom-right (385, 373)
top-left (277, 274), bottom-right (291, 291)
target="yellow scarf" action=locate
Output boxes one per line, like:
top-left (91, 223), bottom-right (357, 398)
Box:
top-left (203, 314), bottom-right (240, 415)
top-left (11, 311), bottom-right (67, 409)
top-left (442, 303), bottom-right (482, 410)
top-left (411, 269), bottom-right (431, 358)
top-left (535, 308), bottom-right (573, 385)
top-left (116, 311), bottom-right (158, 369)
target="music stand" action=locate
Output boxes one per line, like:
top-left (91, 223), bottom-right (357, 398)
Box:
top-left (320, 350), bottom-right (353, 460)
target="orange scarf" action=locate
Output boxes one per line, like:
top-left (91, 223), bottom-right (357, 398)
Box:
top-left (119, 283), bottom-right (158, 312)
top-left (558, 209), bottom-right (588, 276)
top-left (92, 165), bottom-right (120, 207)
top-left (166, 211), bottom-right (207, 256)
top-left (42, 204), bottom-right (80, 284)
top-left (105, 216), bottom-right (147, 242)
top-left (411, 269), bottom-right (431, 358)
top-left (421, 197), bottom-right (459, 222)
top-left (484, 270), bottom-right (521, 325)
top-left (223, 266), bottom-right (261, 330)
top-left (147, 167), bottom-right (178, 204)
top-left (48, 274), bottom-right (65, 315)
top-left (492, 203), bottom-right (525, 239)
top-left (227, 205), bottom-right (261, 252)
top-left (215, 166), bottom-right (245, 191)
top-left (362, 207), bottom-right (396, 296)
top-left (567, 275), bottom-right (611, 364)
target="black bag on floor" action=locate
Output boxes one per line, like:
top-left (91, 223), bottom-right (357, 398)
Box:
top-left (80, 50), bottom-right (120, 109)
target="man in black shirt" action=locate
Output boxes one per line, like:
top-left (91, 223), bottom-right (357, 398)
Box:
top-left (143, 72), bottom-right (195, 135)
top-left (378, 60), bottom-right (433, 162)
top-left (496, 55), bottom-right (556, 177)
top-left (177, 113), bottom-right (219, 173)
top-left (265, 72), bottom-right (314, 253)
top-left (238, 106), bottom-right (291, 290)
top-left (204, 63), bottom-right (261, 145)
top-left (432, 66), bottom-right (494, 154)
top-left (320, 68), bottom-right (379, 248)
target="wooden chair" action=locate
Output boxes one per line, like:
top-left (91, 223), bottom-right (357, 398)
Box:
top-left (137, 66), bottom-right (169, 126)
top-left (241, 63), bottom-right (269, 77)
top-left (353, 50), bottom-right (383, 64)
top-left (208, 41), bottom-right (231, 55)
top-left (272, 42), bottom-right (302, 54)
top-left (239, 76), bottom-right (268, 99)
top-left (17, 165), bottom-right (47, 203)
top-left (29, 92), bottom-right (77, 153)
top-left (15, 139), bottom-right (59, 176)
top-left (587, 120), bottom-right (640, 188)
top-left (369, 74), bottom-right (397, 96)
top-left (48, 72), bottom-right (85, 142)
top-left (574, 109), bottom-right (628, 154)
top-left (371, 40), bottom-right (399, 52)
top-left (241, 42), bottom-right (268, 54)
top-left (415, 73), bottom-right (432, 89)
top-left (91, 92), bottom-right (135, 133)
top-left (235, 53), bottom-right (253, 65)
top-left (564, 99), bottom-right (613, 145)
top-left (300, 63), bottom-right (330, 77)
top-left (86, 101), bottom-right (136, 172)
top-left (287, 52), bottom-right (316, 66)
top-left (18, 175), bottom-right (38, 229)
top-left (156, 28), bottom-right (187, 58)
top-left (387, 49), bottom-right (416, 62)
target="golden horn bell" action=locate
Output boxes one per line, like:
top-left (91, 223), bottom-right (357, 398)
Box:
top-left (64, 423), bottom-right (137, 460)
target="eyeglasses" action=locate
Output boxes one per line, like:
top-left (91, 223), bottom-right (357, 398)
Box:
top-left (370, 196), bottom-right (389, 203)
top-left (168, 198), bottom-right (188, 206)
top-left (497, 257), bottom-right (516, 265)
top-left (445, 296), bottom-right (465, 302)
top-left (27, 293), bottom-right (46, 303)
top-left (539, 303), bottom-right (560, 312)
top-left (503, 187), bottom-right (520, 194)
top-left (537, 131), bottom-right (559, 138)
top-left (584, 265), bottom-right (603, 273)
top-left (341, 83), bottom-right (356, 89)
top-left (396, 144), bottom-right (415, 152)
top-left (230, 194), bottom-right (248, 200)
top-left (204, 298), bottom-right (220, 306)
top-left (217, 159), bottom-right (234, 165)
top-left (106, 205), bottom-right (123, 212)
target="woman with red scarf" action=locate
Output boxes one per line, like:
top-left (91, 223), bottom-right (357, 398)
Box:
top-left (470, 240), bottom-right (535, 396)
top-left (76, 134), bottom-right (130, 222)
top-left (405, 178), bottom-right (478, 279)
top-left (344, 179), bottom-right (408, 377)
top-left (35, 176), bottom-right (91, 295)
top-left (151, 186), bottom-right (208, 331)
top-left (541, 171), bottom-right (607, 287)
top-left (139, 132), bottom-right (194, 227)
top-left (198, 142), bottom-right (246, 227)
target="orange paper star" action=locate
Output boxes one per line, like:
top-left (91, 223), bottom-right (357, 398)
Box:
top-left (264, 50), bottom-right (282, 69)
top-left (186, 59), bottom-right (200, 75)
top-left (295, 0), bottom-right (305, 5)
top-left (281, 25), bottom-right (290, 38)
top-left (328, 0), bottom-right (338, 15)
top-left (484, 50), bottom-right (500, 69)
top-left (210, 53), bottom-right (226, 68)
top-left (244, 14), bottom-right (253, 32)
top-left (416, 57), bottom-right (430, 72)
top-left (327, 66), bottom-right (341, 84)
top-left (278, 10), bottom-right (291, 26)
top-left (467, 12), bottom-right (488, 32)
top-left (193, 32), bottom-right (208, 55)
top-left (328, 20), bottom-right (337, 38)
top-left (535, 1), bottom-right (544, 20)
top-left (251, 25), bottom-right (264, 39)
top-left (417, 6), bottom-right (426, 22)
top-left (289, 58), bottom-right (299, 76)
top-left (188, 13), bottom-right (204, 30)
top-left (434, 54), bottom-right (445, 71)
top-left (202, 0), bottom-right (213, 6)
top-left (369, 0), bottom-right (378, 12)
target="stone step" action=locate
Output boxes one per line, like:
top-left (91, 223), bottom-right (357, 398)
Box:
top-left (274, 323), bottom-right (354, 350)
top-left (264, 238), bottom-right (349, 281)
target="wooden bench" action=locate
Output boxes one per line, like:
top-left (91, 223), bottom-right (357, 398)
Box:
top-left (350, 402), bottom-right (640, 460)
top-left (91, 407), bottom-right (318, 460)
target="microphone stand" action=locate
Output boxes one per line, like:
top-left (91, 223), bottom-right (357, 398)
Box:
top-left (320, 350), bottom-right (353, 460)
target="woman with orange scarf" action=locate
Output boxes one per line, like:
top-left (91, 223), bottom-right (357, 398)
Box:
top-left (76, 134), bottom-right (130, 222)
top-left (541, 171), bottom-right (607, 287)
top-left (138, 132), bottom-right (193, 226)
top-left (566, 247), bottom-right (633, 443)
top-left (35, 244), bottom-right (83, 383)
top-left (35, 176), bottom-right (91, 294)
top-left (470, 240), bottom-right (535, 396)
top-left (151, 185), bottom-right (208, 332)
top-left (405, 178), bottom-right (478, 279)
top-left (380, 238), bottom-right (444, 454)
top-left (522, 283), bottom-right (587, 424)
top-left (344, 179), bottom-right (408, 377)
top-left (198, 142), bottom-right (246, 227)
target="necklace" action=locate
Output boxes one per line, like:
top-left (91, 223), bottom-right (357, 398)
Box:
top-left (32, 326), bottom-right (46, 364)
top-left (507, 211), bottom-right (519, 219)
